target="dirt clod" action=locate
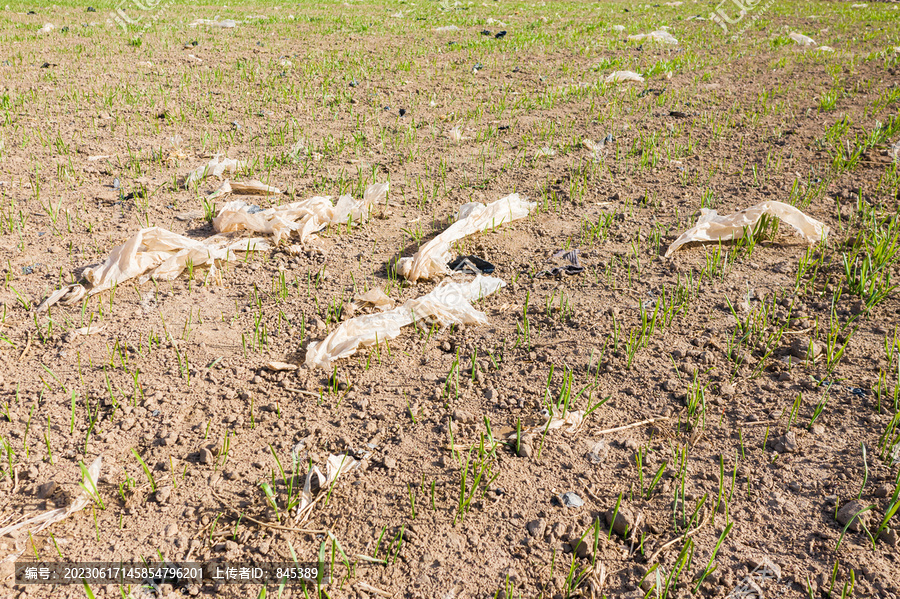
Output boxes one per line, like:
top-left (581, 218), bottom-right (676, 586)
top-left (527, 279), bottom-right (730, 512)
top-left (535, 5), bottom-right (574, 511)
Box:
top-left (836, 500), bottom-right (871, 532)
top-left (605, 505), bottom-right (637, 536)
top-left (772, 431), bottom-right (799, 453)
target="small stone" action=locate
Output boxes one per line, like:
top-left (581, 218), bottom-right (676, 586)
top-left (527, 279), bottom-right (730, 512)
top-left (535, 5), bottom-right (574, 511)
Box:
top-left (560, 492), bottom-right (583, 508)
top-left (440, 341), bottom-right (452, 352)
top-left (258, 540), bottom-right (271, 555)
top-left (164, 523), bottom-right (178, 537)
top-left (836, 499), bottom-right (870, 532)
top-left (526, 518), bottom-right (546, 538)
top-left (516, 441), bottom-right (533, 459)
top-left (382, 456), bottom-right (397, 470)
top-left (874, 484), bottom-right (893, 498)
top-left (199, 448), bottom-right (214, 464)
top-left (36, 481), bottom-right (57, 499)
top-left (879, 527), bottom-right (898, 546)
top-left (720, 383), bottom-right (736, 397)
top-left (811, 424), bottom-right (825, 435)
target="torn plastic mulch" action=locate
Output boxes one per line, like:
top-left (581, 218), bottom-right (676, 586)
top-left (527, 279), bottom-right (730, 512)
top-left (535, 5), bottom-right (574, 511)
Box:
top-left (583, 134), bottom-right (614, 161)
top-left (0, 456), bottom-right (102, 543)
top-left (396, 194), bottom-right (535, 283)
top-left (448, 255), bottom-right (496, 275)
top-left (183, 155), bottom-right (245, 187)
top-left (37, 183), bottom-right (388, 311)
top-left (664, 201), bottom-right (829, 258)
top-left (295, 453), bottom-right (360, 522)
top-left (207, 179), bottom-right (282, 201)
top-left (605, 70), bottom-right (645, 84)
top-left (305, 275), bottom-right (505, 370)
top-left (627, 30), bottom-right (678, 45)
top-left (788, 32), bottom-right (816, 46)
top-left (213, 182), bottom-right (389, 245)
top-left (36, 228), bottom-right (270, 312)
top-left (535, 249), bottom-right (584, 277)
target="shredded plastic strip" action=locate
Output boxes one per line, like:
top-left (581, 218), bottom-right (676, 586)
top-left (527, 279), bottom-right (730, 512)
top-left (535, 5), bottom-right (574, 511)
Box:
top-left (305, 275), bottom-right (505, 370)
top-left (665, 201), bottom-right (829, 258)
top-left (396, 194), bottom-right (535, 283)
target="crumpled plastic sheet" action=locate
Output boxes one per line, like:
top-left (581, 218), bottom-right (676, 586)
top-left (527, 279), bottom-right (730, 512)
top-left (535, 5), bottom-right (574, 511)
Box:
top-left (84, 227), bottom-right (269, 293)
top-left (536, 249), bottom-right (584, 277)
top-left (305, 275), bottom-right (505, 370)
top-left (37, 228), bottom-right (270, 311)
top-left (296, 453), bottom-right (360, 517)
top-left (500, 410), bottom-right (585, 441)
top-left (189, 18), bottom-right (238, 28)
top-left (396, 194), bottom-right (535, 283)
top-left (664, 201), bottom-right (829, 258)
top-left (448, 255), bottom-right (495, 275)
top-left (207, 179), bottom-right (282, 200)
top-left (583, 134), bottom-right (614, 160)
top-left (213, 182), bottom-right (388, 245)
top-left (0, 456), bottom-right (101, 539)
top-left (544, 409), bottom-right (584, 432)
top-left (184, 155), bottom-right (245, 187)
top-left (789, 32), bottom-right (816, 46)
top-left (355, 288), bottom-right (395, 311)
top-left (627, 30), bottom-right (678, 44)
top-left (889, 140), bottom-right (900, 163)
top-left (36, 284), bottom-right (85, 312)
top-left (605, 70), bottom-right (645, 84)
top-left (433, 25), bottom-right (460, 32)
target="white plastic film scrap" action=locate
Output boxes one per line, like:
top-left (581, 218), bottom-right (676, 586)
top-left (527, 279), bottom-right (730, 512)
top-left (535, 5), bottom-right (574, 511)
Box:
top-left (355, 288), bottom-right (394, 311)
top-left (213, 182), bottom-right (388, 244)
top-left (83, 227), bottom-right (269, 293)
top-left (396, 194), bottom-right (534, 283)
top-left (305, 275), bottom-right (505, 370)
top-left (888, 140), bottom-right (900, 163)
top-left (627, 30), bottom-right (678, 45)
top-left (605, 70), bottom-right (645, 84)
top-left (665, 201), bottom-right (829, 258)
top-left (39, 228), bottom-right (270, 310)
top-left (0, 456), bottom-right (101, 538)
top-left (208, 179), bottom-right (282, 197)
top-left (184, 155), bottom-right (245, 187)
top-left (789, 32), bottom-right (816, 46)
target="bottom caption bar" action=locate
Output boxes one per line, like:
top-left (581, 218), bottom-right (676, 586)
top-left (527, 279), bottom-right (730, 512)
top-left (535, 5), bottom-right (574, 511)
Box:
top-left (15, 562), bottom-right (327, 586)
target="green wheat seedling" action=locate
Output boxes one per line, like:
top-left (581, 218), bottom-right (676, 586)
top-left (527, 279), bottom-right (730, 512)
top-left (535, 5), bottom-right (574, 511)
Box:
top-left (131, 448), bottom-right (157, 493)
top-left (78, 460), bottom-right (105, 510)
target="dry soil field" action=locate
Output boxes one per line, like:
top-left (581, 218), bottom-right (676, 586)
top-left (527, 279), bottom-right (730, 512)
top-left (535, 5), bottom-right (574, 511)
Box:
top-left (1, 0), bottom-right (900, 598)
